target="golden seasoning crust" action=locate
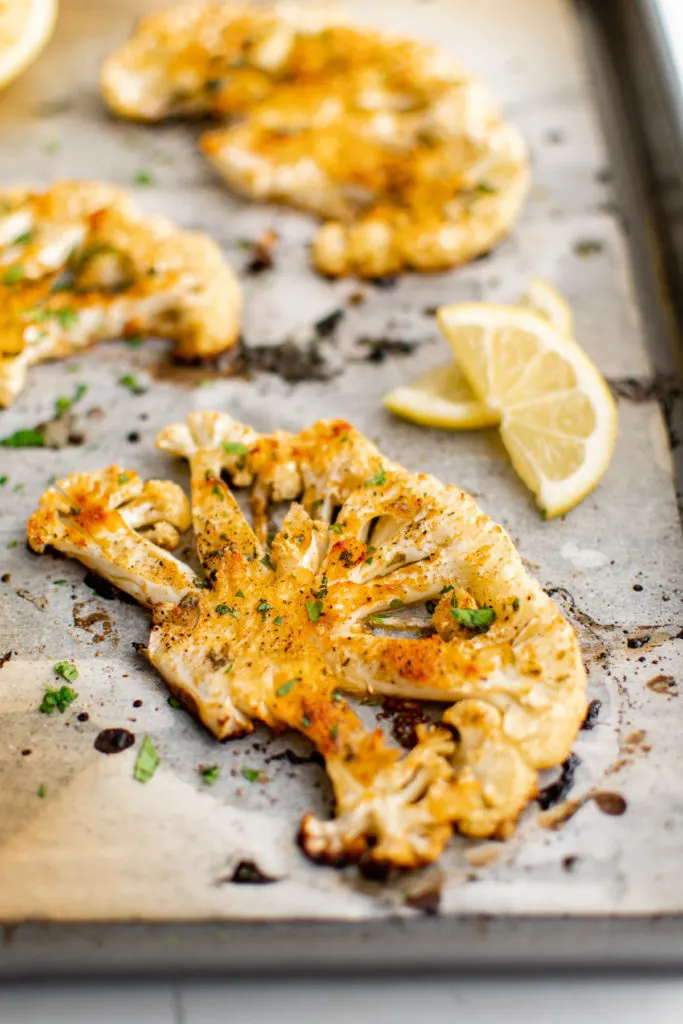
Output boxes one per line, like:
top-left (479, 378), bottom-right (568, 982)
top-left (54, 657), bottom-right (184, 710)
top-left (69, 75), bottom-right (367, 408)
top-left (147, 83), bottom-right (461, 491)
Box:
top-left (101, 6), bottom-right (528, 277)
top-left (0, 180), bottom-right (241, 406)
top-left (27, 413), bottom-right (587, 869)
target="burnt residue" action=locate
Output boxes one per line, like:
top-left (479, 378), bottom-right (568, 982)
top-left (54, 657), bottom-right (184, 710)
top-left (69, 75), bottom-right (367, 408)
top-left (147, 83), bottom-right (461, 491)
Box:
top-left (546, 585), bottom-right (683, 661)
top-left (16, 589), bottom-right (48, 611)
top-left (94, 728), bottom-right (135, 754)
top-left (40, 410), bottom-right (85, 449)
top-left (647, 673), bottom-right (678, 695)
top-left (314, 309), bottom-right (345, 337)
top-left (268, 747), bottom-right (325, 767)
top-left (72, 600), bottom-right (117, 643)
top-left (0, 651), bottom-right (13, 670)
top-left (77, 712), bottom-right (90, 722)
top-left (581, 699), bottom-right (602, 730)
top-left (377, 698), bottom-right (428, 750)
top-left (220, 859), bottom-right (279, 885)
top-left (593, 791), bottom-right (627, 816)
top-left (537, 752), bottom-right (581, 810)
top-left (243, 335), bottom-right (342, 383)
top-left (371, 276), bottom-right (398, 289)
top-left (573, 239), bottom-right (603, 258)
top-left (148, 346), bottom-right (244, 387)
top-left (1, 574), bottom-right (10, 583)
top-left (608, 374), bottom-right (682, 449)
top-left (404, 885), bottom-right (442, 916)
top-left (243, 229), bottom-right (279, 275)
top-left (83, 570), bottom-right (137, 605)
top-left (357, 336), bottom-right (419, 364)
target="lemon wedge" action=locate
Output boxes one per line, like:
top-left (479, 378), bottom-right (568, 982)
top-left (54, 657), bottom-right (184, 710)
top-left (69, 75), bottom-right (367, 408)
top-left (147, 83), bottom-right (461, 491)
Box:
top-left (383, 279), bottom-right (572, 431)
top-left (383, 362), bottom-right (499, 430)
top-left (0, 0), bottom-right (57, 93)
top-left (437, 302), bottom-right (617, 517)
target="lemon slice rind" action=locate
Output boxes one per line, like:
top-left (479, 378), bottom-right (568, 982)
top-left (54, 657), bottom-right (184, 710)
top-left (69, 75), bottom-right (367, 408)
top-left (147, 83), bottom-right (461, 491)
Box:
top-left (0, 0), bottom-right (57, 93)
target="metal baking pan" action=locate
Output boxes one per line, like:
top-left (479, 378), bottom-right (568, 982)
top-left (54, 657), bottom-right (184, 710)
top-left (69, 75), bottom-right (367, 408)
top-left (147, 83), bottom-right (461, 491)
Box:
top-left (3, 0), bottom-right (683, 975)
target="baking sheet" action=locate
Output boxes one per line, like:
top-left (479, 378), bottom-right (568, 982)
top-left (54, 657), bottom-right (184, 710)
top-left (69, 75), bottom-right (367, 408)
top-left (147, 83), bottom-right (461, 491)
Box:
top-left (2, 0), bottom-right (683, 927)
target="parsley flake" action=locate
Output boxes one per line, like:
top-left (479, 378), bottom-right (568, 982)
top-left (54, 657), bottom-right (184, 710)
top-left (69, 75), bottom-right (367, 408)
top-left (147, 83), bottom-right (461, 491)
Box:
top-left (133, 735), bottom-right (160, 783)
top-left (211, 483), bottom-right (224, 498)
top-left (450, 606), bottom-right (496, 632)
top-left (305, 599), bottom-right (323, 622)
top-left (236, 589), bottom-right (245, 598)
top-left (476, 182), bottom-right (498, 194)
top-left (167, 695), bottom-right (182, 709)
top-left (329, 522), bottom-right (344, 534)
top-left (330, 724), bottom-right (339, 741)
top-left (54, 382), bottom-right (87, 418)
top-left (364, 467), bottom-right (387, 487)
top-left (216, 603), bottom-right (238, 617)
top-left (118, 472), bottom-right (130, 485)
top-left (389, 599), bottom-right (404, 609)
top-left (274, 615), bottom-right (283, 625)
top-left (133, 170), bottom-right (154, 186)
top-left (0, 428), bottom-right (45, 447)
top-left (241, 767), bottom-right (261, 783)
top-left (37, 784), bottom-right (46, 798)
top-left (440, 584), bottom-right (454, 595)
top-left (222, 440), bottom-right (248, 457)
top-left (260, 553), bottom-right (275, 571)
top-left (257, 599), bottom-right (272, 620)
top-left (512, 597), bottom-right (520, 611)
top-left (199, 764), bottom-right (221, 785)
top-left (0, 475), bottom-right (6, 485)
top-left (119, 373), bottom-right (145, 395)
top-left (55, 661), bottom-right (78, 683)
top-left (301, 714), bottom-right (312, 728)
top-left (40, 684), bottom-right (78, 714)
top-left (276, 678), bottom-right (297, 697)
top-left (2, 266), bottom-right (24, 285)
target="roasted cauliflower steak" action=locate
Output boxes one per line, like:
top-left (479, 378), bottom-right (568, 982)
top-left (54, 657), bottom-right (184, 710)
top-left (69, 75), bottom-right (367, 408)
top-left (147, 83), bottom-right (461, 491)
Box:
top-left (101, 5), bottom-right (528, 277)
top-left (0, 180), bottom-right (241, 406)
top-left (27, 413), bottom-right (587, 870)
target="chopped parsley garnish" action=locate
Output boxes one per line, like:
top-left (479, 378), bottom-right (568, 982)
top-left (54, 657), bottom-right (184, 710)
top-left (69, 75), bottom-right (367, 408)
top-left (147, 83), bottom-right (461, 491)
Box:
top-left (450, 606), bottom-right (496, 632)
top-left (236, 589), bottom-right (245, 598)
top-left (0, 428), bottom-right (45, 447)
top-left (274, 615), bottom-right (283, 625)
top-left (305, 599), bottom-right (323, 622)
top-left (25, 305), bottom-right (78, 328)
top-left (331, 690), bottom-right (344, 703)
top-left (364, 467), bottom-right (387, 487)
top-left (168, 695), bottom-right (182, 709)
top-left (53, 579), bottom-right (67, 585)
top-left (127, 334), bottom-right (143, 348)
top-left (133, 170), bottom-right (154, 186)
top-left (13, 231), bottom-right (34, 246)
top-left (37, 784), bottom-right (46, 798)
top-left (301, 714), bottom-right (312, 729)
top-left (330, 724), bottom-right (339, 741)
top-left (119, 373), bottom-right (145, 395)
top-left (40, 684), bottom-right (78, 714)
top-left (224, 662), bottom-right (234, 674)
top-left (216, 603), bottom-right (238, 617)
top-left (389, 599), bottom-right (404, 609)
top-left (368, 614), bottom-right (388, 625)
top-left (134, 735), bottom-right (160, 783)
top-left (118, 472), bottom-right (130, 485)
top-left (257, 599), bottom-right (272, 620)
top-left (55, 660), bottom-right (78, 683)
top-left (55, 382), bottom-right (87, 417)
top-left (365, 556), bottom-right (374, 565)
top-left (311, 576), bottom-right (328, 599)
top-left (328, 523), bottom-right (344, 534)
top-left (512, 597), bottom-right (520, 611)
top-left (241, 767), bottom-right (261, 783)
top-left (222, 440), bottom-right (248, 457)
top-left (476, 182), bottom-right (498, 194)
top-left (260, 553), bottom-right (275, 571)
top-left (276, 678), bottom-right (297, 697)
top-left (440, 584), bottom-right (454, 595)
top-left (2, 266), bottom-right (24, 285)
top-left (212, 483), bottom-right (224, 498)
top-left (199, 764), bottom-right (221, 785)
top-left (7, 540), bottom-right (17, 548)
top-left (0, 475), bottom-right (6, 485)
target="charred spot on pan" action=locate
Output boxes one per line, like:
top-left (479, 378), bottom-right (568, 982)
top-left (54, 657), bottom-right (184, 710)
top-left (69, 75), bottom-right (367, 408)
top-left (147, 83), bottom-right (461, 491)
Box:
top-left (0, 651), bottom-right (13, 669)
top-left (127, 431), bottom-right (140, 443)
top-left (220, 859), bottom-right (279, 885)
top-left (377, 697), bottom-right (428, 749)
top-left (314, 308), bottom-right (345, 337)
top-left (537, 752), bottom-right (581, 810)
top-left (1, 573), bottom-right (11, 583)
top-left (77, 711), bottom-right (90, 722)
top-left (358, 336), bottom-right (419, 364)
top-left (593, 791), bottom-right (627, 816)
top-left (562, 855), bottom-right (578, 872)
top-left (268, 747), bottom-right (325, 767)
top-left (581, 699), bottom-right (601, 730)
top-left (94, 728), bottom-right (136, 754)
top-left (243, 229), bottom-right (279, 275)
top-left (627, 635), bottom-right (650, 650)
top-left (404, 885), bottom-right (442, 915)
top-left (370, 275), bottom-right (398, 289)
top-left (647, 673), bottom-right (677, 695)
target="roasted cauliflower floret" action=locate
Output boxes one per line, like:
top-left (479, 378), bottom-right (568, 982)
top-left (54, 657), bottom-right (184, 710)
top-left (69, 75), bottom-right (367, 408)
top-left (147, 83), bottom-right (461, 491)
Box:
top-left (0, 181), bottom-right (241, 405)
top-left (101, 7), bottom-right (528, 277)
top-left (27, 467), bottom-right (197, 606)
top-left (26, 413), bottom-right (587, 870)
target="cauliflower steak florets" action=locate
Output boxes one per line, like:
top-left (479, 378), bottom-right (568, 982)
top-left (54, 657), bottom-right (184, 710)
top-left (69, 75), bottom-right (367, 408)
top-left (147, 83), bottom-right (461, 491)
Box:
top-left (101, 6), bottom-right (528, 277)
top-left (26, 413), bottom-right (587, 870)
top-left (0, 181), bottom-right (241, 405)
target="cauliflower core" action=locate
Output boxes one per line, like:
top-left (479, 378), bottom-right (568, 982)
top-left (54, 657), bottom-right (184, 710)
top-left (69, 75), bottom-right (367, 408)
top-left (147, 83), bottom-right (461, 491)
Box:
top-left (0, 181), bottom-right (241, 405)
top-left (27, 413), bottom-right (586, 870)
top-left (101, 5), bottom-right (528, 278)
